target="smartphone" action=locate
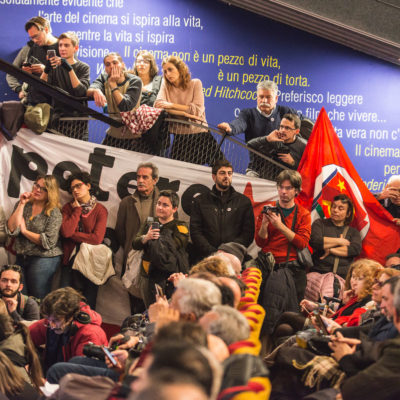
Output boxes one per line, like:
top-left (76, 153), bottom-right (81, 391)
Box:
top-left (155, 283), bottom-right (164, 297)
top-left (151, 221), bottom-right (160, 230)
top-left (47, 49), bottom-right (56, 59)
top-left (314, 313), bottom-right (329, 335)
top-left (102, 346), bottom-right (117, 366)
top-left (22, 62), bottom-right (31, 67)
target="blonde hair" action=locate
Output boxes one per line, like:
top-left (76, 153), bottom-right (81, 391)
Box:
top-left (190, 256), bottom-right (230, 277)
top-left (348, 258), bottom-right (383, 300)
top-left (33, 175), bottom-right (61, 216)
top-left (162, 55), bottom-right (191, 89)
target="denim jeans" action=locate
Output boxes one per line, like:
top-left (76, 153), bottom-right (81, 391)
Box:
top-left (16, 254), bottom-right (61, 299)
top-left (46, 356), bottom-right (120, 383)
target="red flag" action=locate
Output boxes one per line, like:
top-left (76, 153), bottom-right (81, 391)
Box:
top-left (297, 107), bottom-right (400, 265)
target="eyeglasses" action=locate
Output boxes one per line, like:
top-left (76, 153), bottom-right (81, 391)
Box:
top-left (136, 59), bottom-right (150, 64)
top-left (71, 183), bottom-right (84, 191)
top-left (279, 125), bottom-right (297, 131)
top-left (43, 317), bottom-right (66, 330)
top-left (33, 182), bottom-right (48, 193)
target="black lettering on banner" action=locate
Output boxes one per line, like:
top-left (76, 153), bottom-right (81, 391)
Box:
top-left (88, 147), bottom-right (115, 201)
top-left (8, 145), bottom-right (48, 198)
top-left (53, 162), bottom-right (81, 192)
top-left (117, 172), bottom-right (181, 200)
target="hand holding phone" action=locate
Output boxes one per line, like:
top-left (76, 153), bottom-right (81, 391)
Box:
top-left (102, 346), bottom-right (117, 366)
top-left (155, 283), bottom-right (164, 298)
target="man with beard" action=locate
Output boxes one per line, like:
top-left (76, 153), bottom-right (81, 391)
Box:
top-left (190, 159), bottom-right (255, 262)
top-left (0, 265), bottom-right (40, 323)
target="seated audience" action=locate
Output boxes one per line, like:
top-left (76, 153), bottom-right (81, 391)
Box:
top-left (377, 174), bottom-right (400, 224)
top-left (6, 175), bottom-right (63, 299)
top-left (0, 299), bottom-right (43, 391)
top-left (385, 252), bottom-right (400, 269)
top-left (273, 259), bottom-right (380, 344)
top-left (154, 55), bottom-right (221, 164)
top-left (0, 351), bottom-right (41, 400)
top-left (29, 287), bottom-right (108, 372)
top-left (247, 113), bottom-right (307, 179)
top-left (60, 172), bottom-right (108, 309)
top-left (0, 265), bottom-right (40, 323)
top-left (40, 31), bottom-right (90, 140)
top-left (87, 52), bottom-right (142, 148)
top-left (133, 190), bottom-right (189, 307)
top-left (129, 50), bottom-right (162, 106)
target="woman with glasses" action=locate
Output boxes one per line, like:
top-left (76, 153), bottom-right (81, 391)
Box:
top-left (130, 50), bottom-right (162, 107)
top-left (154, 55), bottom-right (222, 164)
top-left (60, 172), bottom-right (107, 309)
top-left (6, 175), bottom-right (62, 299)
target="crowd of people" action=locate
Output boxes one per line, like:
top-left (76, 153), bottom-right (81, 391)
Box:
top-left (1, 13), bottom-right (400, 400)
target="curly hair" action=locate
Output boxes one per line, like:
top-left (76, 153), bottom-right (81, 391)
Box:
top-left (348, 258), bottom-right (383, 300)
top-left (190, 256), bottom-right (230, 277)
top-left (162, 55), bottom-right (191, 89)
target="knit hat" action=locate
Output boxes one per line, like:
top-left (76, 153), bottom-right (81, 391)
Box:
top-left (218, 242), bottom-right (247, 264)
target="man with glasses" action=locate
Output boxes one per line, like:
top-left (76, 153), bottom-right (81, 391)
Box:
top-left (247, 113), bottom-right (307, 180)
top-left (378, 175), bottom-right (400, 225)
top-left (0, 264), bottom-right (39, 323)
top-left (256, 170), bottom-right (311, 304)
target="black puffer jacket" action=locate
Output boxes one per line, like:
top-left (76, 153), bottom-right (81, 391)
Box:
top-left (190, 185), bottom-right (255, 260)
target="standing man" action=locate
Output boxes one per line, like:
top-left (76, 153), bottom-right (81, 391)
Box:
top-left (256, 169), bottom-right (311, 301)
top-left (190, 159), bottom-right (255, 263)
top-left (22, 16), bottom-right (58, 105)
top-left (40, 31), bottom-right (90, 139)
top-left (246, 113), bottom-right (307, 179)
top-left (115, 163), bottom-right (159, 311)
top-left (0, 264), bottom-right (40, 323)
top-left (133, 190), bottom-right (189, 307)
top-left (218, 80), bottom-right (301, 142)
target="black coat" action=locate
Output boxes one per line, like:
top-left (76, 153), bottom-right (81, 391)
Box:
top-left (190, 185), bottom-right (255, 260)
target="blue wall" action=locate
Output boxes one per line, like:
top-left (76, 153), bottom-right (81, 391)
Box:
top-left (0, 0), bottom-right (399, 191)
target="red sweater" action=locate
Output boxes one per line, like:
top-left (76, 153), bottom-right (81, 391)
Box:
top-left (255, 202), bottom-right (311, 263)
top-left (61, 202), bottom-right (108, 265)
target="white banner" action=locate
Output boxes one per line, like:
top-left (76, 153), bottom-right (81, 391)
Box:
top-left (0, 129), bottom-right (278, 227)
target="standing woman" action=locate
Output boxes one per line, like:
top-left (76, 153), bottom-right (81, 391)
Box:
top-left (60, 172), bottom-right (108, 309)
top-left (130, 50), bottom-right (162, 106)
top-left (154, 55), bottom-right (222, 164)
top-left (6, 175), bottom-right (62, 299)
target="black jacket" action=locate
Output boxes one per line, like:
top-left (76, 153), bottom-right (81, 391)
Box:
top-left (190, 185), bottom-right (255, 260)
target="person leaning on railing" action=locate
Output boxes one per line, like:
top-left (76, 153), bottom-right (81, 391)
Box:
top-left (154, 55), bottom-right (222, 165)
top-left (87, 52), bottom-right (142, 148)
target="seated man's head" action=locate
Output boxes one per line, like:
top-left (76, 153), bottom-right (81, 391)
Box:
top-left (256, 80), bottom-right (278, 115)
top-left (372, 268), bottom-right (400, 304)
top-left (385, 175), bottom-right (400, 205)
top-left (381, 276), bottom-right (400, 321)
top-left (0, 265), bottom-right (23, 299)
top-left (25, 16), bottom-right (52, 47)
top-left (58, 31), bottom-right (79, 61)
top-left (40, 287), bottom-right (84, 335)
top-left (136, 162), bottom-right (158, 196)
top-left (211, 160), bottom-right (233, 192)
top-left (156, 190), bottom-right (179, 224)
top-left (170, 278), bottom-right (222, 321)
top-left (393, 279), bottom-right (400, 331)
top-left (277, 113), bottom-right (300, 144)
top-left (199, 305), bottom-right (250, 346)
top-left (385, 253), bottom-right (400, 269)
